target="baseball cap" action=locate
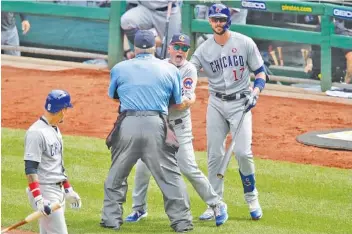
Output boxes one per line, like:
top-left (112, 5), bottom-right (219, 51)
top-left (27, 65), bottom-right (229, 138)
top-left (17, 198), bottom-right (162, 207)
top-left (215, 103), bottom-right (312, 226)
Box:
top-left (169, 33), bottom-right (190, 47)
top-left (134, 30), bottom-right (155, 49)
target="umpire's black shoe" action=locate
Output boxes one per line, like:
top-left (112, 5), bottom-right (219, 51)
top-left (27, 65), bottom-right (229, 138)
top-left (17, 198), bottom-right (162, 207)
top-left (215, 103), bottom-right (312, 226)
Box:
top-left (176, 225), bottom-right (194, 233)
top-left (100, 221), bottom-right (120, 231)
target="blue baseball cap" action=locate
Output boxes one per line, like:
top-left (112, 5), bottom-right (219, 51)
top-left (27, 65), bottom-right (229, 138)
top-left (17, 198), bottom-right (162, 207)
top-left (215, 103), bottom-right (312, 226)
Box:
top-left (134, 30), bottom-right (155, 49)
top-left (169, 33), bottom-right (190, 47)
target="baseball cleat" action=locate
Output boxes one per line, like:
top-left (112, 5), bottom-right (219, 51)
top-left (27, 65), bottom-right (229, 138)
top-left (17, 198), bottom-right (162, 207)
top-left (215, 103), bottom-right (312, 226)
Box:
top-left (199, 206), bottom-right (214, 220)
top-left (125, 210), bottom-right (148, 222)
top-left (213, 202), bottom-right (228, 226)
top-left (250, 208), bottom-right (263, 220)
top-left (248, 199), bottom-right (263, 220)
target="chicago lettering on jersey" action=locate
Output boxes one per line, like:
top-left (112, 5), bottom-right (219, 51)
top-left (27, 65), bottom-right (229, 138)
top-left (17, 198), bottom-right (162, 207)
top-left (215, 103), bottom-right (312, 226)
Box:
top-left (210, 55), bottom-right (244, 73)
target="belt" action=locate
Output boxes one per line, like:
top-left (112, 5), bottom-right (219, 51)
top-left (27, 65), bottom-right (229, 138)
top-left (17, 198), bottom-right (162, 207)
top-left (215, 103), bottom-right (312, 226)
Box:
top-left (129, 3), bottom-right (138, 8)
top-left (215, 92), bottom-right (247, 101)
top-left (39, 182), bottom-right (63, 187)
top-left (170, 118), bottom-right (183, 125)
top-left (156, 3), bottom-right (176, 11)
top-left (125, 110), bottom-right (161, 116)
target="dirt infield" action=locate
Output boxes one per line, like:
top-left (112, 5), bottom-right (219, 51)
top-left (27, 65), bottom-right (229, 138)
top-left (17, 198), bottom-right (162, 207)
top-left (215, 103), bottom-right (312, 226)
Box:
top-left (2, 66), bottom-right (352, 171)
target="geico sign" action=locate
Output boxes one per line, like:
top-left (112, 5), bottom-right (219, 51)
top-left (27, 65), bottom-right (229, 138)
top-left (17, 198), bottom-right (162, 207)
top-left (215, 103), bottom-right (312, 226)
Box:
top-left (241, 1), bottom-right (266, 10)
top-left (333, 9), bottom-right (352, 19)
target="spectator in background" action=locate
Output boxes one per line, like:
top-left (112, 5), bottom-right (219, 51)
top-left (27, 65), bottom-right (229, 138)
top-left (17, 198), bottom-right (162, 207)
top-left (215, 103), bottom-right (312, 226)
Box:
top-left (1, 12), bottom-right (30, 56)
top-left (306, 16), bottom-right (352, 84)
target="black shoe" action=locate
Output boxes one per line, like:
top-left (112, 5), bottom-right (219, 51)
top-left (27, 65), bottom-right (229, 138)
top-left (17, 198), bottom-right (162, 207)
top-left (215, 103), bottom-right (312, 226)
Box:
top-left (176, 225), bottom-right (193, 233)
top-left (100, 221), bottom-right (120, 230)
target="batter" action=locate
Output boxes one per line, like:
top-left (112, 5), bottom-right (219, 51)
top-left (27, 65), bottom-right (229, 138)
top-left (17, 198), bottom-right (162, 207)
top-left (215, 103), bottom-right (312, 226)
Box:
top-left (24, 89), bottom-right (81, 234)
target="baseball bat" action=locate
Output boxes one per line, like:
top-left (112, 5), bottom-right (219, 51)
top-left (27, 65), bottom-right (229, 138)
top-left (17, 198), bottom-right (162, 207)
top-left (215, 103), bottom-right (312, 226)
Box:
top-left (269, 50), bottom-right (279, 66)
top-left (277, 47), bottom-right (284, 66)
top-left (160, 2), bottom-right (173, 60)
top-left (1, 203), bottom-right (62, 233)
top-left (217, 111), bottom-right (247, 179)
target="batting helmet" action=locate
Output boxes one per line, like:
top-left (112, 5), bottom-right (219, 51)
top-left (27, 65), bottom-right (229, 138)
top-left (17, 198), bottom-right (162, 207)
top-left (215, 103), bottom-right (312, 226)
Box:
top-left (208, 3), bottom-right (232, 30)
top-left (44, 89), bottom-right (73, 113)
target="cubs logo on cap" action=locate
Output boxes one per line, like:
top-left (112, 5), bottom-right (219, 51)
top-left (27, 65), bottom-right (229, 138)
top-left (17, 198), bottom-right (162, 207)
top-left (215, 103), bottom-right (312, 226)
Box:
top-left (179, 35), bottom-right (185, 41)
top-left (215, 7), bottom-right (221, 13)
top-left (170, 33), bottom-right (190, 47)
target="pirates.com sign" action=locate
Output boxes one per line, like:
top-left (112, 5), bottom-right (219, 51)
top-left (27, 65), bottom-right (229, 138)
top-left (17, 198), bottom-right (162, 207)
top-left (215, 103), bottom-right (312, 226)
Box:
top-left (281, 4), bottom-right (312, 13)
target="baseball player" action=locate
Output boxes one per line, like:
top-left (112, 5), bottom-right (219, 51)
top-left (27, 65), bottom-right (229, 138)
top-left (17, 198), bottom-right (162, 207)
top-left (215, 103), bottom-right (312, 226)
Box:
top-left (189, 3), bottom-right (268, 221)
top-left (125, 33), bottom-right (228, 226)
top-left (101, 30), bottom-right (193, 233)
top-left (120, 0), bottom-right (181, 56)
top-left (24, 90), bottom-right (82, 234)
top-left (1, 12), bottom-right (30, 56)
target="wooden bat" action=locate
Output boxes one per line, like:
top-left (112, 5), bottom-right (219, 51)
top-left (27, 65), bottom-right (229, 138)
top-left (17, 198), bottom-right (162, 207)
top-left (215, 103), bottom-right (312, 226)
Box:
top-left (277, 47), bottom-right (284, 66)
top-left (269, 50), bottom-right (279, 66)
top-left (1, 203), bottom-right (62, 233)
top-left (160, 2), bottom-right (173, 60)
top-left (217, 111), bottom-right (247, 179)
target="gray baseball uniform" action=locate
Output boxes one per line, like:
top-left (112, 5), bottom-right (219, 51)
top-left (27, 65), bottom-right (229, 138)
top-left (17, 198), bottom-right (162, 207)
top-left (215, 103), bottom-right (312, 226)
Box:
top-left (130, 60), bottom-right (222, 213)
top-left (1, 12), bottom-right (26, 56)
top-left (121, 0), bottom-right (181, 46)
top-left (190, 31), bottom-right (264, 202)
top-left (24, 116), bottom-right (68, 234)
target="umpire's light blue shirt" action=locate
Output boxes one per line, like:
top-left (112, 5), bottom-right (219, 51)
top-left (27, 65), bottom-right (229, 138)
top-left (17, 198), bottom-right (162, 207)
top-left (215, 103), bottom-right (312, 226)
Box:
top-left (108, 53), bottom-right (182, 115)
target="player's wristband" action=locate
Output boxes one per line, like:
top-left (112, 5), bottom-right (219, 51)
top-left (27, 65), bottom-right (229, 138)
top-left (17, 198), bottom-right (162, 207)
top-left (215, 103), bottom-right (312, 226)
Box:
top-left (254, 78), bottom-right (266, 92)
top-left (63, 180), bottom-right (73, 193)
top-left (29, 181), bottom-right (41, 198)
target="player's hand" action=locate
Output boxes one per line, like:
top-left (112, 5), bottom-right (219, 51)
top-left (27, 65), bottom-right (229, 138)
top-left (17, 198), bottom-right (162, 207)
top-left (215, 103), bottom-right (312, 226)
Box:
top-left (244, 92), bottom-right (259, 112)
top-left (22, 20), bottom-right (30, 35)
top-left (64, 187), bottom-right (82, 209)
top-left (34, 195), bottom-right (52, 216)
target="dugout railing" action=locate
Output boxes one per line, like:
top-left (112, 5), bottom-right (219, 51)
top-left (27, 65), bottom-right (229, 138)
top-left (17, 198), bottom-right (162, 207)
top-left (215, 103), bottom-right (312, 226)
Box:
top-left (2, 1), bottom-right (352, 91)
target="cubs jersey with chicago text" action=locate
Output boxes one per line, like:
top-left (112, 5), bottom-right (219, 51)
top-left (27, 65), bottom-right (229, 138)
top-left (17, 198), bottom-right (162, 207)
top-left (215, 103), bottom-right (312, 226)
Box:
top-left (24, 116), bottom-right (67, 184)
top-left (168, 60), bottom-right (198, 120)
top-left (190, 31), bottom-right (264, 94)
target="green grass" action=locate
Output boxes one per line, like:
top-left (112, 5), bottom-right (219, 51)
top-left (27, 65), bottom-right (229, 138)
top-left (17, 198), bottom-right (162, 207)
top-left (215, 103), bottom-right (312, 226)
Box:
top-left (2, 128), bottom-right (352, 234)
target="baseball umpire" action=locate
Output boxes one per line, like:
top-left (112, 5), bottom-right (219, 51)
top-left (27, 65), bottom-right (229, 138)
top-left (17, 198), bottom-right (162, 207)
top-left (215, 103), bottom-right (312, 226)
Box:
top-left (125, 33), bottom-right (228, 227)
top-left (24, 90), bottom-right (81, 234)
top-left (100, 30), bottom-right (193, 233)
top-left (190, 3), bottom-right (268, 221)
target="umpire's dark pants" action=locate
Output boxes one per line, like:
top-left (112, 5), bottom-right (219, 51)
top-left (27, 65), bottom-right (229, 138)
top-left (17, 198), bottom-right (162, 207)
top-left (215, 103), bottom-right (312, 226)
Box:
top-left (101, 111), bottom-right (193, 232)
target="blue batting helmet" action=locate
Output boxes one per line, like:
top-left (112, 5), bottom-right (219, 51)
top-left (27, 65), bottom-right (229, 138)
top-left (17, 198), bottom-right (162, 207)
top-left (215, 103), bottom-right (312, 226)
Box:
top-left (208, 3), bottom-right (232, 30)
top-left (44, 89), bottom-right (73, 113)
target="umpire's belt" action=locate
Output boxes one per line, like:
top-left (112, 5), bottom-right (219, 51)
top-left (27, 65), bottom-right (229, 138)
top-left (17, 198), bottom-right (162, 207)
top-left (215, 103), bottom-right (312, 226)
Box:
top-left (156, 3), bottom-right (176, 11)
top-left (125, 110), bottom-right (161, 116)
top-left (215, 92), bottom-right (246, 101)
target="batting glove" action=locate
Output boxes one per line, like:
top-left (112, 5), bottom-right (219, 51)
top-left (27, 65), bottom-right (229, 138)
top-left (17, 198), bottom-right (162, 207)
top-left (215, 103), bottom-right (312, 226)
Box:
top-left (244, 93), bottom-right (259, 112)
top-left (34, 195), bottom-right (52, 216)
top-left (28, 181), bottom-right (52, 216)
top-left (63, 181), bottom-right (82, 209)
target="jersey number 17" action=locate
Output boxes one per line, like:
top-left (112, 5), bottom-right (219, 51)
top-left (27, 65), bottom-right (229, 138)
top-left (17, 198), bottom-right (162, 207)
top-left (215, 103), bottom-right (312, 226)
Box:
top-left (233, 67), bottom-right (245, 81)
